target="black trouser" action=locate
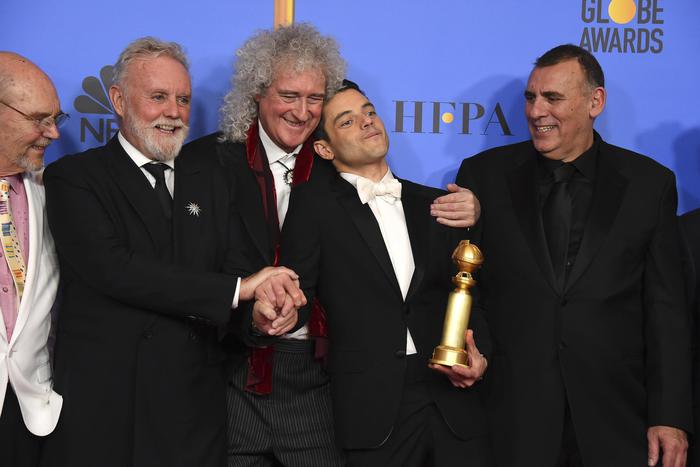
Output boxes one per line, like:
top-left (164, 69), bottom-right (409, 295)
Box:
top-left (345, 356), bottom-right (493, 467)
top-left (557, 403), bottom-right (584, 467)
top-left (0, 384), bottom-right (43, 467)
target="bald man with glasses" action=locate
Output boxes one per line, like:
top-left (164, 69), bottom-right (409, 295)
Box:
top-left (0, 51), bottom-right (67, 467)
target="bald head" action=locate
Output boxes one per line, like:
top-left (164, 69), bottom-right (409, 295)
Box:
top-left (0, 52), bottom-right (61, 175)
top-left (0, 52), bottom-right (59, 108)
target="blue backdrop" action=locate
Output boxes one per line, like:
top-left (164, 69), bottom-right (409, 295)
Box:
top-left (3, 0), bottom-right (699, 213)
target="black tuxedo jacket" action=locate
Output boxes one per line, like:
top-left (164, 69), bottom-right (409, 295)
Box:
top-left (279, 173), bottom-right (492, 450)
top-left (42, 136), bottom-right (241, 467)
top-left (182, 132), bottom-right (332, 345)
top-left (457, 136), bottom-right (692, 467)
top-left (680, 208), bottom-right (700, 466)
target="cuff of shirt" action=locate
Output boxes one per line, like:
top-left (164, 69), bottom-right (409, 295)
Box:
top-left (232, 276), bottom-right (241, 309)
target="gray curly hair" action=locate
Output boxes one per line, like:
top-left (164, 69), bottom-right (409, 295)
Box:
top-left (112, 36), bottom-right (189, 94)
top-left (218, 23), bottom-right (346, 143)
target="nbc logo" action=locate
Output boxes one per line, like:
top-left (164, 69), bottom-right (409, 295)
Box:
top-left (73, 65), bottom-right (119, 143)
top-left (579, 0), bottom-right (664, 54)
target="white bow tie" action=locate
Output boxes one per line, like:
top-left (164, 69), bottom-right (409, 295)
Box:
top-left (356, 177), bottom-right (402, 205)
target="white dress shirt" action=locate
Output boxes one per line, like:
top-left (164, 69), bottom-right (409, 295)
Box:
top-left (340, 169), bottom-right (418, 355)
top-left (117, 132), bottom-right (241, 308)
top-left (258, 122), bottom-right (302, 227)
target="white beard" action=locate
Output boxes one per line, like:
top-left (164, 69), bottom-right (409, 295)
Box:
top-left (125, 114), bottom-right (189, 162)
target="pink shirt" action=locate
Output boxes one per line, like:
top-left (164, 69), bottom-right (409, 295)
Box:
top-left (0, 174), bottom-right (29, 340)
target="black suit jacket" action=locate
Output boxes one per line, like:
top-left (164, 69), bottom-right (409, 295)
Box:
top-left (680, 208), bottom-right (700, 466)
top-left (456, 136), bottom-right (692, 467)
top-left (43, 136), bottom-right (241, 467)
top-left (279, 173), bottom-right (491, 450)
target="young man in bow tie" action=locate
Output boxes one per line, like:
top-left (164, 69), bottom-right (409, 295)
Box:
top-left (272, 80), bottom-right (493, 466)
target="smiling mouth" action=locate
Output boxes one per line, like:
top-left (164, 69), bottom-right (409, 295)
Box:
top-left (534, 125), bottom-right (556, 133)
top-left (365, 131), bottom-right (382, 139)
top-left (155, 124), bottom-right (180, 134)
top-left (30, 140), bottom-right (51, 151)
top-left (283, 116), bottom-right (307, 128)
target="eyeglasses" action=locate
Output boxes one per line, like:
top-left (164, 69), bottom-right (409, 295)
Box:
top-left (0, 100), bottom-right (70, 130)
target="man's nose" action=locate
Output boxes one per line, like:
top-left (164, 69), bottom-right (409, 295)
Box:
top-left (42, 122), bottom-right (60, 140)
top-left (526, 97), bottom-right (547, 120)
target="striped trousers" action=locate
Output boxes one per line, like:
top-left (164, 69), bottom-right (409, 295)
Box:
top-left (226, 340), bottom-right (344, 467)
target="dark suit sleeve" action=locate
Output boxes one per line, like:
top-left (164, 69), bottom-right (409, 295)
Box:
top-left (218, 179), bottom-right (266, 346)
top-left (680, 217), bottom-right (698, 314)
top-left (644, 172), bottom-right (693, 432)
top-left (220, 187), bottom-right (254, 278)
top-left (44, 161), bottom-right (237, 326)
top-left (456, 157), bottom-right (483, 235)
top-left (679, 212), bottom-right (700, 451)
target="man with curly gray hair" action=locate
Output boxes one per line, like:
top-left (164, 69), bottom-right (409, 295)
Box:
top-left (218, 23), bottom-right (345, 147)
top-left (184, 23), bottom-right (347, 467)
top-left (182, 22), bottom-right (482, 467)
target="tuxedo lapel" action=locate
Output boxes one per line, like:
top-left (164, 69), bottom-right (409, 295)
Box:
top-left (400, 181), bottom-right (427, 303)
top-left (228, 144), bottom-right (273, 265)
top-left (507, 153), bottom-right (558, 293)
top-left (565, 145), bottom-right (627, 291)
top-left (105, 137), bottom-right (171, 255)
top-left (333, 176), bottom-right (403, 298)
top-left (172, 154), bottom-right (204, 265)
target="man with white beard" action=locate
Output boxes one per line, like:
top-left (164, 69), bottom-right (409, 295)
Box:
top-left (40, 37), bottom-right (304, 467)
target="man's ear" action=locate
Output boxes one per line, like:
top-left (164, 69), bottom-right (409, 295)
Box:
top-left (314, 140), bottom-right (334, 161)
top-left (109, 85), bottom-right (126, 119)
top-left (589, 86), bottom-right (606, 119)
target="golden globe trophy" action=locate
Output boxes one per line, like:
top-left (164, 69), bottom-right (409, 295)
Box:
top-left (429, 240), bottom-right (483, 367)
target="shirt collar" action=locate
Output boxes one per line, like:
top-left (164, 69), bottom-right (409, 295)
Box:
top-left (118, 131), bottom-right (175, 170)
top-left (571, 133), bottom-right (599, 180)
top-left (537, 132), bottom-right (599, 182)
top-left (340, 167), bottom-right (395, 189)
top-left (3, 174), bottom-right (24, 194)
top-left (258, 120), bottom-right (303, 165)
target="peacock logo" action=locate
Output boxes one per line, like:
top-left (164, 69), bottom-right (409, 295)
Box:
top-left (74, 65), bottom-right (119, 143)
top-left (73, 66), bottom-right (114, 115)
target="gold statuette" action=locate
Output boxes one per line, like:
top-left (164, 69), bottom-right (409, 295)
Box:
top-left (429, 240), bottom-right (483, 367)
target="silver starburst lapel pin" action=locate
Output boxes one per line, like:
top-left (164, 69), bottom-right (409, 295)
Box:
top-left (186, 202), bottom-right (201, 217)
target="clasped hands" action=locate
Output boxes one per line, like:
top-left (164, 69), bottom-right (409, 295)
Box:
top-left (239, 266), bottom-right (307, 336)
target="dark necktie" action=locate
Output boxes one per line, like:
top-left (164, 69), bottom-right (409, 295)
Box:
top-left (142, 163), bottom-right (172, 221)
top-left (543, 163), bottom-right (576, 289)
